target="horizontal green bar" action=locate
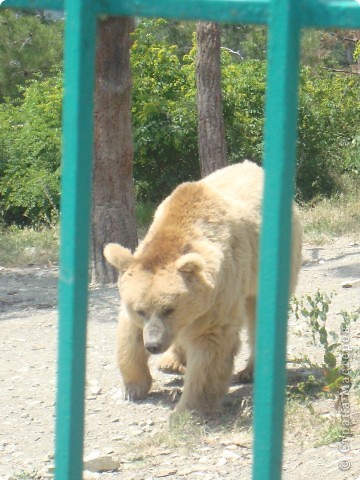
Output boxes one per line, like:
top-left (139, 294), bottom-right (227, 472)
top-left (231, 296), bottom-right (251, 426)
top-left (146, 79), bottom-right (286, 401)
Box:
top-left (300, 0), bottom-right (360, 28)
top-left (98, 0), bottom-right (268, 24)
top-left (2, 0), bottom-right (360, 28)
top-left (0, 0), bottom-right (63, 9)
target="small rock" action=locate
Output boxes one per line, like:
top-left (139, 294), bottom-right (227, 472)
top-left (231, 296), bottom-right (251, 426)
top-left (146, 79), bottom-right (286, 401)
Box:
top-left (222, 449), bottom-right (241, 460)
top-left (103, 446), bottom-right (115, 455)
top-left (197, 456), bottom-right (212, 464)
top-left (341, 279), bottom-right (360, 289)
top-left (155, 468), bottom-right (177, 477)
top-left (83, 470), bottom-right (101, 480)
top-left (36, 465), bottom-right (55, 478)
top-left (216, 457), bottom-right (228, 467)
top-left (83, 451), bottom-right (120, 472)
top-left (90, 386), bottom-right (102, 396)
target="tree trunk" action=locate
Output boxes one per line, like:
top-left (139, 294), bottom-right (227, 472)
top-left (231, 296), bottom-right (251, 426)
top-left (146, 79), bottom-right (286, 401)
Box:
top-left (196, 22), bottom-right (228, 177)
top-left (92, 17), bottom-right (138, 284)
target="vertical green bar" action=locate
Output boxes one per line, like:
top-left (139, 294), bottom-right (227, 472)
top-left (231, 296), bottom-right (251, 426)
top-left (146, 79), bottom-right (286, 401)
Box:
top-left (55, 1), bottom-right (96, 479)
top-left (253, 0), bottom-right (301, 479)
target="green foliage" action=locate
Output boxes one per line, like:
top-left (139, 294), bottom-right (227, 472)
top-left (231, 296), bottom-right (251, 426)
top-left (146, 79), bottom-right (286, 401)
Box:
top-left (0, 69), bottom-right (62, 225)
top-left (221, 24), bottom-right (267, 61)
top-left (342, 130), bottom-right (360, 175)
top-left (297, 69), bottom-right (360, 201)
top-left (290, 291), bottom-right (359, 399)
top-left (131, 21), bottom-right (268, 203)
top-left (1, 18), bottom-right (360, 226)
top-left (221, 57), bottom-right (265, 163)
top-left (132, 19), bottom-right (360, 205)
top-left (131, 19), bottom-right (200, 203)
top-left (316, 419), bottom-right (344, 446)
top-left (354, 40), bottom-right (360, 62)
top-left (0, 10), bottom-right (63, 100)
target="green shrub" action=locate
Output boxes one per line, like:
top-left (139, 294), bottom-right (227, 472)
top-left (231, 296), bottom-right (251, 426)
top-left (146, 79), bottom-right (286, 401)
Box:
top-left (290, 291), bottom-right (359, 399)
top-left (131, 19), bottom-right (199, 203)
top-left (297, 68), bottom-right (360, 201)
top-left (0, 10), bottom-right (63, 101)
top-left (1, 19), bottom-right (359, 226)
top-left (0, 70), bottom-right (62, 225)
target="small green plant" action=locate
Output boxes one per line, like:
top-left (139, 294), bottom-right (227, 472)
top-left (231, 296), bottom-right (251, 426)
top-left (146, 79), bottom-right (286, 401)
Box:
top-left (289, 291), bottom-right (359, 398)
top-left (316, 418), bottom-right (344, 446)
top-left (11, 471), bottom-right (37, 480)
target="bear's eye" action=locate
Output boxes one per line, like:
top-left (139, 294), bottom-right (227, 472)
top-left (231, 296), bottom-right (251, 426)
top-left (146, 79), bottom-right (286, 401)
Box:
top-left (136, 309), bottom-right (146, 318)
top-left (162, 307), bottom-right (174, 317)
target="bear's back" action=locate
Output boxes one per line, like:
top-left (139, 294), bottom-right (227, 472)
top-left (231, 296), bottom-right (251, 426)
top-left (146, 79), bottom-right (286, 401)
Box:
top-left (201, 160), bottom-right (263, 210)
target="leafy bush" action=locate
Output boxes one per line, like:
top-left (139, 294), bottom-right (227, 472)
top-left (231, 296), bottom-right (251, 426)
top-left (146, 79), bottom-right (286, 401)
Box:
top-left (0, 10), bottom-right (63, 101)
top-left (222, 57), bottom-right (265, 164)
top-left (297, 68), bottom-right (360, 201)
top-left (0, 70), bottom-right (62, 225)
top-left (1, 18), bottom-right (359, 226)
top-left (132, 20), bottom-right (360, 205)
top-left (131, 19), bottom-right (199, 203)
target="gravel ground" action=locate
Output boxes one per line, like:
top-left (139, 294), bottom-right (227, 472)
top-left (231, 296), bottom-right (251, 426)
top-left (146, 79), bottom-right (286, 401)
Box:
top-left (0, 236), bottom-right (359, 480)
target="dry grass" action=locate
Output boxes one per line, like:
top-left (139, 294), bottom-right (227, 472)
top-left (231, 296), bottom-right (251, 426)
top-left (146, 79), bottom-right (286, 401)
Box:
top-left (300, 178), bottom-right (360, 244)
top-left (1, 180), bottom-right (359, 267)
top-left (285, 400), bottom-right (344, 447)
top-left (0, 225), bottom-right (59, 267)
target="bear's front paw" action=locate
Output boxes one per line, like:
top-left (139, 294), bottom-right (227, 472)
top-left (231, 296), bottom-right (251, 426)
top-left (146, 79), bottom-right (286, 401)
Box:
top-left (123, 379), bottom-right (152, 401)
top-left (157, 352), bottom-right (186, 375)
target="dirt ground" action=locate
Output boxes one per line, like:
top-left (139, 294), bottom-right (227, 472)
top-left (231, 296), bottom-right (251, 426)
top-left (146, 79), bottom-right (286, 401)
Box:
top-left (0, 236), bottom-right (359, 480)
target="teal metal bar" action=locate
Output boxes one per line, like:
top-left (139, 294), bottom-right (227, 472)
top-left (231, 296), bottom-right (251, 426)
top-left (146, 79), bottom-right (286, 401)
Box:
top-left (0, 0), bottom-right (63, 9)
top-left (98, 0), bottom-right (268, 24)
top-left (253, 0), bottom-right (301, 478)
top-left (2, 0), bottom-right (360, 28)
top-left (1, 1), bottom-right (360, 480)
top-left (55, 0), bottom-right (96, 478)
top-left (100, 0), bottom-right (360, 27)
top-left (299, 0), bottom-right (360, 28)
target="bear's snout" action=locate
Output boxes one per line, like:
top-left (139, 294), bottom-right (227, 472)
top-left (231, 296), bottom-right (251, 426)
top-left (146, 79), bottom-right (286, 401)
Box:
top-left (143, 315), bottom-right (171, 355)
top-left (144, 341), bottom-right (163, 355)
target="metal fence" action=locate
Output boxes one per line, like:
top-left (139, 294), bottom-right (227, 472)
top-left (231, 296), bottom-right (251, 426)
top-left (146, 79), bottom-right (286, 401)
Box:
top-left (2, 1), bottom-right (360, 479)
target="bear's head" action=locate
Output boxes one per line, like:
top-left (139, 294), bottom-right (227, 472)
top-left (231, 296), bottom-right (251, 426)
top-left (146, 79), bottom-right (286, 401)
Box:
top-left (104, 243), bottom-right (215, 354)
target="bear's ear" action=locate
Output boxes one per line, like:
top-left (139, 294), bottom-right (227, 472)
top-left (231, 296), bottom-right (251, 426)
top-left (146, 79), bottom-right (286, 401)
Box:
top-left (103, 243), bottom-right (133, 273)
top-left (176, 252), bottom-right (205, 274)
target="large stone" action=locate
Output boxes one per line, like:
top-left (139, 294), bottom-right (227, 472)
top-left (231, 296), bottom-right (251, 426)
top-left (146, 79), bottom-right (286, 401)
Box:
top-left (83, 451), bottom-right (120, 472)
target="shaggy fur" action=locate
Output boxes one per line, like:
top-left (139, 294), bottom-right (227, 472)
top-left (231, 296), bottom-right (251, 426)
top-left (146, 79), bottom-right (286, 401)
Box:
top-left (104, 161), bottom-right (302, 415)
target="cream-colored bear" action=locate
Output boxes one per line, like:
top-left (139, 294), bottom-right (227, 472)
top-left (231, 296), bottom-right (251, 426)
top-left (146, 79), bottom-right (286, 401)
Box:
top-left (104, 161), bottom-right (302, 415)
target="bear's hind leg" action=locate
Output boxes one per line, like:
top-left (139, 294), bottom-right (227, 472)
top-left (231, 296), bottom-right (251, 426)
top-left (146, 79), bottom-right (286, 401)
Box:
top-left (117, 312), bottom-right (152, 401)
top-left (236, 296), bottom-right (256, 384)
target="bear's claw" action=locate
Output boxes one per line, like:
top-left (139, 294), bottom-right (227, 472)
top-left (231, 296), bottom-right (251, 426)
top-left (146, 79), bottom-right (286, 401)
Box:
top-left (123, 381), bottom-right (151, 401)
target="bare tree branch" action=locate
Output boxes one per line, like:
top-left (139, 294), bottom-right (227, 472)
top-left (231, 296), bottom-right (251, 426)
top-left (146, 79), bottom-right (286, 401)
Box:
top-left (220, 46), bottom-right (244, 59)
